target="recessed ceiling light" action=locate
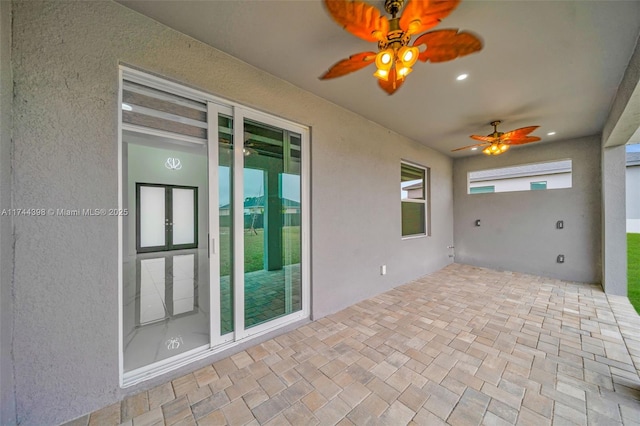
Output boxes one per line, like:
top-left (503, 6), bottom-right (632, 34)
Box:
top-left (471, 147), bottom-right (478, 151)
top-left (547, 131), bottom-right (556, 136)
top-left (456, 73), bottom-right (468, 81)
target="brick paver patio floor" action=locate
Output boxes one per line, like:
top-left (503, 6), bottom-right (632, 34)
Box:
top-left (74, 263), bottom-right (640, 425)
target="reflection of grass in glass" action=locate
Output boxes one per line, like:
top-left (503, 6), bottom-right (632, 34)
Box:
top-left (218, 226), bottom-right (300, 276)
top-left (283, 226), bottom-right (301, 267)
top-left (244, 229), bottom-right (265, 272)
top-left (219, 227), bottom-right (232, 277)
top-left (629, 233), bottom-right (640, 314)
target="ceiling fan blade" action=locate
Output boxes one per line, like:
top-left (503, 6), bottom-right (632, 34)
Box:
top-left (399, 0), bottom-right (460, 36)
top-left (469, 134), bottom-right (495, 143)
top-left (378, 68), bottom-right (404, 95)
top-left (324, 0), bottom-right (389, 42)
top-left (320, 51), bottom-right (377, 79)
top-left (451, 142), bottom-right (489, 152)
top-left (499, 126), bottom-right (540, 142)
top-left (505, 136), bottom-right (542, 145)
top-left (413, 29), bottom-right (483, 63)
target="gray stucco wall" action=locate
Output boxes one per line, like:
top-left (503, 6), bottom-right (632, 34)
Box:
top-left (602, 145), bottom-right (627, 295)
top-left (10, 1), bottom-right (453, 424)
top-left (600, 35), bottom-right (639, 296)
top-left (453, 136), bottom-right (602, 283)
top-left (0, 1), bottom-right (16, 425)
top-left (602, 34), bottom-right (640, 296)
top-left (602, 34), bottom-right (640, 148)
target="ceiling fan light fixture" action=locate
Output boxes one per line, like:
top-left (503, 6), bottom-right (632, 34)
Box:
top-left (398, 45), bottom-right (418, 66)
top-left (397, 66), bottom-right (413, 78)
top-left (373, 68), bottom-right (390, 81)
top-left (407, 19), bottom-right (421, 34)
top-left (481, 142), bottom-right (508, 156)
top-left (374, 49), bottom-right (394, 80)
top-left (455, 121), bottom-right (541, 155)
top-left (320, 0), bottom-right (484, 94)
top-left (376, 50), bottom-right (393, 67)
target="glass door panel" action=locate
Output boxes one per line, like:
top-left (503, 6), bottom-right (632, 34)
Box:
top-left (172, 188), bottom-right (196, 246)
top-left (218, 114), bottom-right (234, 336)
top-left (138, 186), bottom-right (166, 250)
top-left (138, 258), bottom-right (167, 325)
top-left (171, 254), bottom-right (196, 315)
top-left (243, 119), bottom-right (302, 329)
top-left (122, 131), bottom-right (209, 373)
top-left (282, 133), bottom-right (302, 315)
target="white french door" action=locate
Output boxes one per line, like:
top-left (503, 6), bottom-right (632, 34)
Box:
top-left (119, 67), bottom-right (310, 386)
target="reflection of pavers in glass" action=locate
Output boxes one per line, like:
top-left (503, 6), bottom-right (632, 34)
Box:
top-left (220, 263), bottom-right (301, 332)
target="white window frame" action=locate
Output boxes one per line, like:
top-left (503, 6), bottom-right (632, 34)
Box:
top-left (401, 160), bottom-right (430, 239)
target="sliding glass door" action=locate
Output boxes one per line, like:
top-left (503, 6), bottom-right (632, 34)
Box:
top-left (120, 68), bottom-right (309, 385)
top-left (121, 74), bottom-right (211, 375)
top-left (242, 119), bottom-right (302, 329)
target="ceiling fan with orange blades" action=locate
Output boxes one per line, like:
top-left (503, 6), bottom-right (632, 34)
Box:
top-left (452, 121), bottom-right (542, 156)
top-left (320, 0), bottom-right (483, 95)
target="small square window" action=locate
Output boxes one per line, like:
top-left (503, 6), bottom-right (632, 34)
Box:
top-left (469, 185), bottom-right (495, 194)
top-left (530, 181), bottom-right (547, 190)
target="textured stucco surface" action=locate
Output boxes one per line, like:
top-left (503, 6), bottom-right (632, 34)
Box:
top-left (0, 1), bottom-right (16, 424)
top-left (10, 1), bottom-right (453, 424)
top-left (599, 34), bottom-right (639, 297)
top-left (453, 136), bottom-right (602, 283)
top-left (602, 145), bottom-right (627, 296)
top-left (602, 34), bottom-right (640, 148)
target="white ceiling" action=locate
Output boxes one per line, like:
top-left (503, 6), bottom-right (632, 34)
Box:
top-left (117, 0), bottom-right (640, 157)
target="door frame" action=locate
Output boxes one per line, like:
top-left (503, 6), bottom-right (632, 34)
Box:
top-left (230, 107), bottom-right (311, 342)
top-left (118, 66), bottom-right (310, 388)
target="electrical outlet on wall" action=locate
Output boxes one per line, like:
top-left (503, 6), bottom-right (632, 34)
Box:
top-left (380, 265), bottom-right (386, 275)
top-left (557, 254), bottom-right (565, 263)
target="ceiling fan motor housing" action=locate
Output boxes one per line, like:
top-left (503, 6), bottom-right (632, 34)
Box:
top-left (384, 0), bottom-right (404, 17)
top-left (489, 120), bottom-right (502, 138)
top-left (378, 18), bottom-right (410, 51)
